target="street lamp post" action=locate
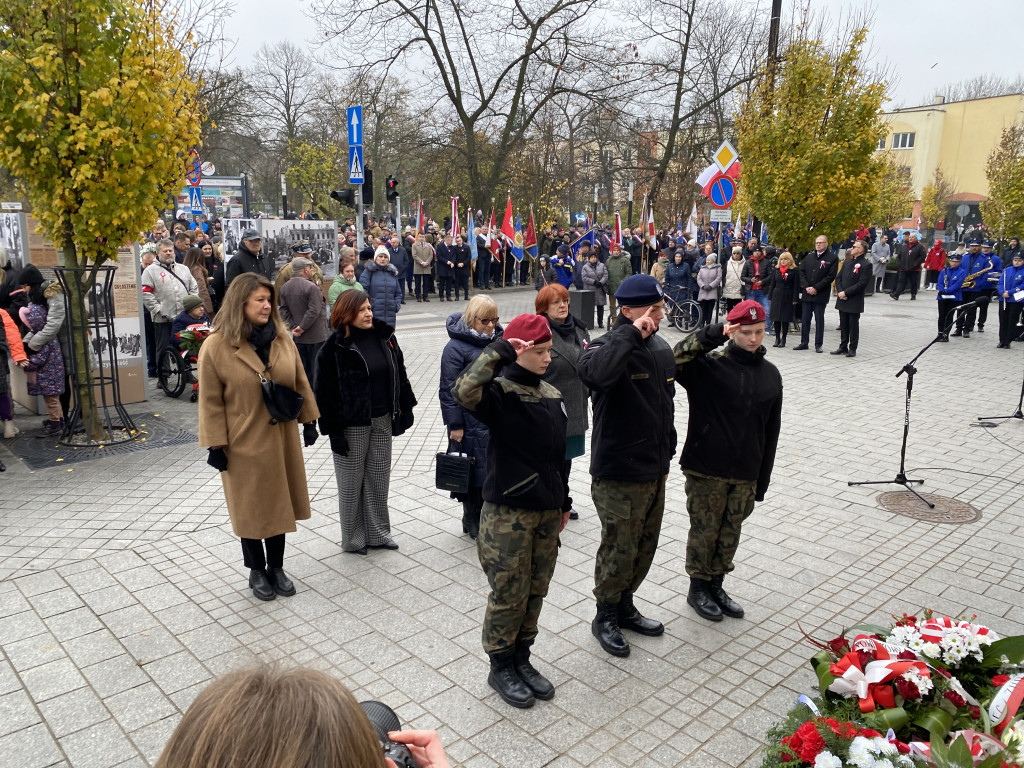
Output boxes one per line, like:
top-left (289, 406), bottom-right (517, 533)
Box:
top-left (280, 173), bottom-right (288, 219)
top-left (627, 182), bottom-right (634, 228)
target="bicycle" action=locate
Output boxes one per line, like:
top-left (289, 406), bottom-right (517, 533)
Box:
top-left (663, 290), bottom-right (702, 332)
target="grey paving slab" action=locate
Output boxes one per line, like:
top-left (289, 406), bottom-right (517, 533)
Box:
top-left (1, 288), bottom-right (1023, 766)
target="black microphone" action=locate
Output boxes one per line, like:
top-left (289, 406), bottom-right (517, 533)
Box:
top-left (954, 295), bottom-right (991, 311)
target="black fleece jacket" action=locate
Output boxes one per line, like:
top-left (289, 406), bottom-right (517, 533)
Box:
top-left (673, 324), bottom-right (783, 501)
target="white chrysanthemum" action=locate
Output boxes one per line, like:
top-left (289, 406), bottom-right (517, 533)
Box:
top-left (922, 642), bottom-right (941, 658)
top-left (873, 737), bottom-right (898, 756)
top-left (889, 626), bottom-right (917, 646)
top-left (814, 751), bottom-right (842, 768)
top-left (908, 636), bottom-right (926, 653)
top-left (941, 634), bottom-right (964, 651)
top-left (945, 646), bottom-right (967, 664)
top-left (872, 759), bottom-right (896, 768)
top-left (895, 755), bottom-right (917, 768)
top-left (848, 737), bottom-right (875, 768)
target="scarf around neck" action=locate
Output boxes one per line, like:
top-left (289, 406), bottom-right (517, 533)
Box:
top-left (249, 322), bottom-right (277, 367)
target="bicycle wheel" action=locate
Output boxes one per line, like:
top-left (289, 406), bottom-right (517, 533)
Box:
top-left (672, 300), bottom-right (702, 333)
top-left (157, 348), bottom-right (187, 398)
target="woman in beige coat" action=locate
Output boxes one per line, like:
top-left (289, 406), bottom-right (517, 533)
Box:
top-left (198, 273), bottom-right (320, 601)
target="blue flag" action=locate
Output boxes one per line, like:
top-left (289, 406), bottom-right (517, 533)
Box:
top-left (569, 220), bottom-right (595, 260)
top-left (468, 210), bottom-right (478, 262)
top-left (511, 214), bottom-right (524, 263)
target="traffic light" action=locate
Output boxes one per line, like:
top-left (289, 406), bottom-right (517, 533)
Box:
top-left (386, 174), bottom-right (399, 203)
top-left (330, 188), bottom-right (355, 207)
top-left (363, 168), bottom-right (373, 205)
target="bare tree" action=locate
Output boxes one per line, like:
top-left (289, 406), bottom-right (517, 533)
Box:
top-left (310, 0), bottom-right (624, 212)
top-left (250, 41), bottom-right (320, 144)
top-left (933, 74), bottom-right (1024, 105)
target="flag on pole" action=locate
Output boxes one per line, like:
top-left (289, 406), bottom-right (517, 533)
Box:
top-left (569, 217), bottom-right (595, 260)
top-left (467, 208), bottom-right (478, 262)
top-left (524, 209), bottom-right (538, 260)
top-left (488, 208), bottom-right (502, 262)
top-left (415, 198), bottom-right (426, 235)
top-left (612, 212), bottom-right (622, 248)
top-left (760, 222), bottom-right (768, 244)
top-left (511, 214), bottom-right (524, 262)
top-left (688, 202), bottom-right (699, 239)
top-left (646, 203), bottom-right (657, 249)
top-left (500, 195), bottom-right (515, 244)
top-left (450, 197), bottom-right (460, 240)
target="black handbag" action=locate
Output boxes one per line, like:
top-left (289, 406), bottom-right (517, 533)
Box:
top-left (259, 370), bottom-right (304, 424)
top-left (435, 440), bottom-right (474, 494)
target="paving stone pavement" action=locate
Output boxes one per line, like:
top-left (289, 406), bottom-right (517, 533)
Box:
top-left (1, 286), bottom-right (1022, 768)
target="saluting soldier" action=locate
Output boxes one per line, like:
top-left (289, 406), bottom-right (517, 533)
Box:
top-left (452, 314), bottom-right (571, 709)
top-left (578, 274), bottom-right (676, 658)
top-left (673, 299), bottom-right (783, 621)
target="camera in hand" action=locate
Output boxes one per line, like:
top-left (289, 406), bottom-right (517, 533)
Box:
top-left (359, 700), bottom-right (420, 768)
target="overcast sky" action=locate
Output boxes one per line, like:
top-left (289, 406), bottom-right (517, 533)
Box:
top-left (229, 0), bottom-right (1023, 108)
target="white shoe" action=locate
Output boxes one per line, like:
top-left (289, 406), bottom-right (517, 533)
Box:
top-left (2, 420), bottom-right (17, 439)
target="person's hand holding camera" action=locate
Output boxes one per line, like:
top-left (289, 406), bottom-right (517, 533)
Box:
top-left (386, 730), bottom-right (451, 768)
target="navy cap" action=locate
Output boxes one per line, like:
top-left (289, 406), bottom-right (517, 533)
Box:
top-left (615, 274), bottom-right (664, 307)
top-left (556, 244), bottom-right (569, 255)
top-left (983, 240), bottom-right (994, 248)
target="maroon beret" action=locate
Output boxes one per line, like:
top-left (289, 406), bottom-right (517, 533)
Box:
top-left (504, 314), bottom-right (552, 345)
top-left (726, 299), bottom-right (766, 325)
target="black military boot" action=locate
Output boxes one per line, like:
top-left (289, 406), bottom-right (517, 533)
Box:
top-left (592, 602), bottom-right (630, 657)
top-left (487, 650), bottom-right (535, 708)
top-left (709, 575), bottom-right (744, 618)
top-left (686, 578), bottom-right (722, 621)
top-left (513, 641), bottom-right (554, 700)
top-left (461, 501), bottom-right (480, 540)
top-left (618, 592), bottom-right (664, 636)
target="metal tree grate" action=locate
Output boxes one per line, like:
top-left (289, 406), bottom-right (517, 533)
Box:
top-left (877, 492), bottom-right (981, 524)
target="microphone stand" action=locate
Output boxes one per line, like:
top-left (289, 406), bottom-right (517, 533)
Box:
top-left (977, 360), bottom-right (1024, 422)
top-left (847, 303), bottom-right (976, 508)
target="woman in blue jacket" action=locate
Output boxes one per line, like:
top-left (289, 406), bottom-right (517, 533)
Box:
top-left (358, 246), bottom-right (403, 328)
top-left (997, 252), bottom-right (1024, 348)
top-left (438, 295), bottom-right (502, 539)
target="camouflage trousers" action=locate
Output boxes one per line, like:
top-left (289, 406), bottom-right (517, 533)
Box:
top-left (683, 470), bottom-right (756, 580)
top-left (592, 476), bottom-right (666, 604)
top-left (477, 502), bottom-right (562, 655)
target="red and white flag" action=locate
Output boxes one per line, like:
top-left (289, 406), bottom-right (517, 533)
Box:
top-left (612, 212), bottom-right (623, 248)
top-left (488, 207), bottom-right (502, 261)
top-left (645, 197), bottom-right (657, 248)
top-left (501, 195), bottom-right (515, 244)
top-left (450, 197), bottom-right (460, 240)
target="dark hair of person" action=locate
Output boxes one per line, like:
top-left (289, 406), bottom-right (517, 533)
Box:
top-left (183, 247), bottom-right (208, 278)
top-left (330, 288), bottom-right (372, 334)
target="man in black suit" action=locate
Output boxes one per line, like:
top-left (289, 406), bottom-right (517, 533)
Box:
top-left (831, 240), bottom-right (872, 357)
top-left (793, 235), bottom-right (839, 353)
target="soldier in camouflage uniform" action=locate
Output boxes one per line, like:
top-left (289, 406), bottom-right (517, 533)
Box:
top-left (673, 299), bottom-right (783, 621)
top-left (578, 274), bottom-right (677, 658)
top-left (452, 314), bottom-right (571, 708)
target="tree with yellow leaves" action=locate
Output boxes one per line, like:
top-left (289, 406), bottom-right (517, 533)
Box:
top-left (919, 168), bottom-right (958, 241)
top-left (0, 0), bottom-right (202, 441)
top-left (981, 122), bottom-right (1024, 243)
top-left (736, 27), bottom-right (888, 253)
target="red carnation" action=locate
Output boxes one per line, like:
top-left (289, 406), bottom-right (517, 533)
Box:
top-left (895, 677), bottom-right (921, 701)
top-left (993, 675), bottom-right (1011, 687)
top-left (944, 690), bottom-right (966, 708)
top-left (859, 729), bottom-right (882, 738)
top-left (785, 721), bottom-right (827, 763)
top-left (897, 650), bottom-right (917, 660)
top-left (970, 705), bottom-right (981, 719)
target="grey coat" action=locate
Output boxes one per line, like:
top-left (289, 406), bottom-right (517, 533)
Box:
top-left (580, 261), bottom-right (609, 307)
top-left (543, 316), bottom-right (590, 437)
top-left (696, 263), bottom-right (721, 301)
top-left (870, 241), bottom-right (890, 278)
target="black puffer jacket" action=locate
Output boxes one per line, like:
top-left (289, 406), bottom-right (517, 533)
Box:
top-left (224, 242), bottom-right (273, 287)
top-left (315, 319), bottom-right (417, 439)
top-left (577, 314), bottom-right (677, 482)
top-left (673, 324), bottom-right (783, 501)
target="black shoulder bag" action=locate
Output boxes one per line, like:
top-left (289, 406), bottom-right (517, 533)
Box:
top-left (259, 367), bottom-right (304, 424)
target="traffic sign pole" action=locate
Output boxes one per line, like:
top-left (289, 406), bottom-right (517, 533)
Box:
top-left (355, 186), bottom-right (364, 252)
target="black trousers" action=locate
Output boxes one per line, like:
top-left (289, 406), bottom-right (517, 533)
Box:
top-left (892, 270), bottom-right (919, 298)
top-left (957, 291), bottom-right (983, 331)
top-left (799, 302), bottom-right (826, 348)
top-left (937, 299), bottom-right (958, 335)
top-left (699, 299), bottom-right (716, 327)
top-left (454, 276), bottom-right (470, 299)
top-left (144, 308), bottom-right (156, 375)
top-left (241, 534), bottom-right (285, 570)
top-left (295, 340), bottom-right (323, 389)
top-left (414, 274), bottom-right (430, 298)
top-left (998, 301), bottom-right (1023, 346)
top-left (773, 320), bottom-right (788, 342)
top-left (438, 275), bottom-right (453, 299)
top-left (838, 310), bottom-right (860, 351)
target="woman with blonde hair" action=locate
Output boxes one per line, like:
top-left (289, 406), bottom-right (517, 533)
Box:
top-left (765, 250), bottom-right (800, 347)
top-left (439, 294), bottom-right (502, 539)
top-left (155, 666), bottom-right (452, 768)
top-left (198, 273), bottom-right (320, 601)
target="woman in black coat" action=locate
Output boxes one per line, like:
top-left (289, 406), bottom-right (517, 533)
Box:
top-left (452, 235), bottom-right (472, 300)
top-left (438, 295), bottom-right (502, 539)
top-left (765, 251), bottom-right (800, 347)
top-left (315, 290), bottom-right (417, 554)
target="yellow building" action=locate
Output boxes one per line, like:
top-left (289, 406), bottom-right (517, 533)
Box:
top-left (878, 93), bottom-right (1024, 228)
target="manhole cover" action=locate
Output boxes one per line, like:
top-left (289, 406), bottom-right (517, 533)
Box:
top-left (877, 492), bottom-right (981, 524)
top-left (2, 412), bottom-right (196, 470)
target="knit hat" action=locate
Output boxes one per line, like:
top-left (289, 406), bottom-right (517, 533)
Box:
top-left (374, 245), bottom-right (391, 259)
top-left (503, 314), bottom-right (552, 345)
top-left (614, 274), bottom-right (664, 307)
top-left (17, 264), bottom-right (44, 287)
top-left (182, 295), bottom-right (204, 313)
top-left (726, 299), bottom-right (766, 325)
top-left (556, 244), bottom-right (569, 255)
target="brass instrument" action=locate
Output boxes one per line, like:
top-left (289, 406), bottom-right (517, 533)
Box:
top-left (962, 258), bottom-right (993, 290)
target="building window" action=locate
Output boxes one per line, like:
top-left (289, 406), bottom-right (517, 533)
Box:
top-left (877, 137), bottom-right (886, 150)
top-left (623, 149), bottom-right (631, 163)
top-left (581, 151), bottom-right (590, 164)
top-left (892, 132), bottom-right (915, 149)
top-left (601, 150), bottom-right (613, 165)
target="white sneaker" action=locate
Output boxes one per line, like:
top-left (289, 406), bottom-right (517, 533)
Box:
top-left (2, 420), bottom-right (17, 439)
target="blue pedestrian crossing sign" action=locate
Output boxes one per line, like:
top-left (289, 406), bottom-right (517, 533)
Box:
top-left (188, 186), bottom-right (203, 214)
top-left (348, 146), bottom-right (365, 184)
top-left (347, 106), bottom-right (363, 146)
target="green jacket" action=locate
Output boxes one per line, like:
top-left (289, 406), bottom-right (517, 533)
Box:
top-left (328, 274), bottom-right (365, 310)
